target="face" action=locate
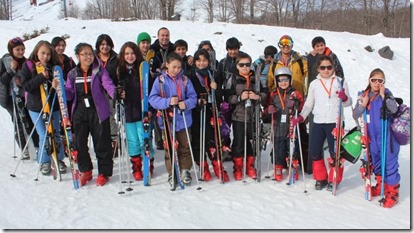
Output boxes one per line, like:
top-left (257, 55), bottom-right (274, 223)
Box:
top-left (314, 42), bottom-right (326, 55)
top-left (158, 29), bottom-right (170, 47)
top-left (99, 40), bottom-right (111, 55)
top-left (124, 47), bottom-right (136, 65)
top-left (166, 59), bottom-right (182, 77)
top-left (77, 47), bottom-right (94, 67)
top-left (195, 55), bottom-right (209, 70)
top-left (317, 60), bottom-right (334, 78)
top-left (265, 54), bottom-right (274, 63)
top-left (227, 48), bottom-right (239, 58)
top-left (279, 45), bottom-right (292, 55)
top-left (55, 41), bottom-right (66, 55)
top-left (369, 73), bottom-right (385, 92)
top-left (139, 40), bottom-right (150, 54)
top-left (175, 46), bottom-right (187, 58)
top-left (12, 45), bottom-right (25, 59)
top-left (236, 58), bottom-right (251, 76)
top-left (37, 45), bottom-right (52, 65)
top-left (277, 75), bottom-right (290, 89)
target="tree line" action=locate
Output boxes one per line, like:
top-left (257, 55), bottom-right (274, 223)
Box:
top-left (0, 0), bottom-right (409, 38)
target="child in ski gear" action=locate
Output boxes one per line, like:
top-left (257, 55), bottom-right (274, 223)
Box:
top-left (95, 34), bottom-right (119, 157)
top-left (224, 53), bottom-right (268, 180)
top-left (198, 40), bottom-right (218, 71)
top-left (117, 41), bottom-right (154, 181)
top-left (352, 68), bottom-right (400, 208)
top-left (51, 36), bottom-right (76, 81)
top-left (149, 53), bottom-right (197, 186)
top-left (292, 55), bottom-right (351, 190)
top-left (137, 32), bottom-right (152, 60)
top-left (252, 45), bottom-right (277, 89)
top-left (267, 67), bottom-right (304, 181)
top-left (64, 43), bottom-right (117, 186)
top-left (0, 37), bottom-right (39, 159)
top-left (187, 49), bottom-right (230, 182)
top-left (174, 39), bottom-right (192, 73)
top-left (19, 40), bottom-right (67, 175)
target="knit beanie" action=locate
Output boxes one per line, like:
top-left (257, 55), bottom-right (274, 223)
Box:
top-left (137, 32), bottom-right (151, 45)
top-left (7, 37), bottom-right (25, 55)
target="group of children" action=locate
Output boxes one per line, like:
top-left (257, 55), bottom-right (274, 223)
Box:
top-left (0, 31), bottom-right (402, 208)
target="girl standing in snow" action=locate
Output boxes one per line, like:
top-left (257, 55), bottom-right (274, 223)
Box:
top-left (51, 36), bottom-right (76, 81)
top-left (62, 43), bottom-right (117, 186)
top-left (292, 55), bottom-right (351, 190)
top-left (224, 53), bottom-right (268, 181)
top-left (352, 68), bottom-right (400, 208)
top-left (19, 40), bottom-right (66, 175)
top-left (117, 41), bottom-right (154, 181)
top-left (149, 52), bottom-right (197, 187)
top-left (187, 49), bottom-right (230, 182)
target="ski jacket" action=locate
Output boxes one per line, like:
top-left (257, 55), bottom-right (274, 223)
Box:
top-left (149, 70), bottom-right (197, 131)
top-left (65, 58), bottom-right (116, 122)
top-left (118, 66), bottom-right (143, 123)
top-left (215, 51), bottom-right (247, 92)
top-left (94, 50), bottom-right (119, 86)
top-left (267, 51), bottom-right (308, 96)
top-left (306, 47), bottom-right (344, 85)
top-left (225, 71), bottom-right (268, 123)
top-left (300, 74), bottom-right (351, 124)
top-left (19, 60), bottom-right (60, 112)
top-left (352, 89), bottom-right (400, 184)
top-left (269, 87), bottom-right (304, 137)
top-left (251, 56), bottom-right (271, 88)
top-left (0, 54), bottom-right (26, 108)
top-left (149, 40), bottom-right (175, 73)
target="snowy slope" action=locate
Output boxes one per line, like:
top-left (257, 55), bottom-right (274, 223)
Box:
top-left (0, 6), bottom-right (411, 230)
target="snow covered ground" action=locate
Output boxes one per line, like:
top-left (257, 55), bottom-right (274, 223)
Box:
top-left (0, 0), bottom-right (411, 230)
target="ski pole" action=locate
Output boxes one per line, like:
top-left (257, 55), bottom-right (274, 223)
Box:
top-left (295, 109), bottom-right (308, 193)
top-left (379, 101), bottom-right (388, 205)
top-left (243, 94), bottom-right (251, 184)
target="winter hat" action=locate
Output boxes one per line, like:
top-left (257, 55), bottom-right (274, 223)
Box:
top-left (226, 37), bottom-right (241, 50)
top-left (7, 37), bottom-right (25, 55)
top-left (137, 32), bottom-right (151, 45)
top-left (278, 35), bottom-right (294, 47)
top-left (264, 45), bottom-right (278, 57)
top-left (311, 36), bottom-right (326, 48)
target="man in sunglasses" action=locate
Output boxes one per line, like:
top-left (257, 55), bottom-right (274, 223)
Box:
top-left (267, 35), bottom-right (309, 171)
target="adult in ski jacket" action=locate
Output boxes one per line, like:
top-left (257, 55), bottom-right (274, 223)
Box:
top-left (187, 49), bottom-right (230, 182)
top-left (19, 40), bottom-right (66, 175)
top-left (267, 67), bottom-right (304, 181)
top-left (224, 53), bottom-right (268, 181)
top-left (117, 41), bottom-right (154, 181)
top-left (292, 55), bottom-right (351, 191)
top-left (65, 43), bottom-right (117, 187)
top-left (0, 37), bottom-right (39, 157)
top-left (149, 27), bottom-right (175, 74)
top-left (148, 53), bottom-right (197, 186)
top-left (352, 68), bottom-right (400, 208)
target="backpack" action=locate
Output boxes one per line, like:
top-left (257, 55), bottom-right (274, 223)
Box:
top-left (390, 98), bottom-right (410, 145)
top-left (271, 52), bottom-right (304, 76)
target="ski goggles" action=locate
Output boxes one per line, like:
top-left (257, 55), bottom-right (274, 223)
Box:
top-left (318, 65), bottom-right (333, 71)
top-left (237, 62), bottom-right (251, 67)
top-left (369, 78), bottom-right (385, 84)
top-left (277, 78), bottom-right (290, 83)
top-left (278, 38), bottom-right (293, 47)
top-left (9, 37), bottom-right (24, 45)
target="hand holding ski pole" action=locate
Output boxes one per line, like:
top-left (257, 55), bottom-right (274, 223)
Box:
top-left (337, 88), bottom-right (348, 102)
top-left (170, 96), bottom-right (179, 106)
top-left (51, 79), bottom-right (59, 89)
top-left (198, 93), bottom-right (207, 107)
top-left (210, 81), bottom-right (217, 90)
top-left (291, 115), bottom-right (304, 127)
top-left (267, 104), bottom-right (276, 114)
top-left (248, 91), bottom-right (260, 100)
top-left (178, 100), bottom-right (186, 111)
top-left (116, 86), bottom-right (125, 99)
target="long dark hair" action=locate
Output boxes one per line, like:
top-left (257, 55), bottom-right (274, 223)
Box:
top-left (95, 34), bottom-right (114, 51)
top-left (117, 42), bottom-right (143, 79)
top-left (27, 40), bottom-right (59, 67)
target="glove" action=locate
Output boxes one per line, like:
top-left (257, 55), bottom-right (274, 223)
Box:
top-left (267, 105), bottom-right (276, 114)
top-left (291, 115), bottom-right (304, 126)
top-left (337, 88), bottom-right (348, 102)
top-left (116, 87), bottom-right (125, 100)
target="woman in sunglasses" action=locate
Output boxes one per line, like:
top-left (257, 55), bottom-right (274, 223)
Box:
top-left (352, 68), bottom-right (400, 208)
top-left (291, 55), bottom-right (351, 190)
top-left (224, 53), bottom-right (268, 181)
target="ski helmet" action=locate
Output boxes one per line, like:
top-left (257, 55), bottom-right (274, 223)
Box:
top-left (340, 127), bottom-right (362, 164)
top-left (274, 67), bottom-right (292, 87)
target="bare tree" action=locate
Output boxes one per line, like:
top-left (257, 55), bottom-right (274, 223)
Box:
top-left (0, 0), bottom-right (10, 20)
top-left (199, 0), bottom-right (214, 23)
top-left (217, 0), bottom-right (231, 22)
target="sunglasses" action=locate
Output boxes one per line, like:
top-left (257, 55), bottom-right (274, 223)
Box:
top-left (277, 78), bottom-right (290, 83)
top-left (278, 38), bottom-right (293, 47)
top-left (370, 78), bottom-right (384, 84)
top-left (319, 65), bottom-right (333, 71)
top-left (9, 37), bottom-right (24, 45)
top-left (238, 62), bottom-right (251, 67)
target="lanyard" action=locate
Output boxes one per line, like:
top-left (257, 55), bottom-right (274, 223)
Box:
top-left (276, 88), bottom-right (287, 110)
top-left (319, 78), bottom-right (335, 98)
top-left (366, 90), bottom-right (379, 111)
top-left (83, 71), bottom-right (88, 95)
top-left (170, 75), bottom-right (183, 100)
top-left (204, 76), bottom-right (210, 93)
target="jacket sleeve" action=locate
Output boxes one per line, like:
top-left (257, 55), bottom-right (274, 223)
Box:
top-left (267, 62), bottom-right (276, 92)
top-left (342, 79), bottom-right (352, 107)
top-left (65, 69), bottom-right (75, 101)
top-left (148, 77), bottom-right (170, 110)
top-left (299, 81), bottom-right (315, 119)
top-left (20, 62), bottom-right (47, 93)
top-left (100, 68), bottom-right (116, 99)
top-left (0, 58), bottom-right (13, 86)
top-left (385, 89), bottom-right (399, 114)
